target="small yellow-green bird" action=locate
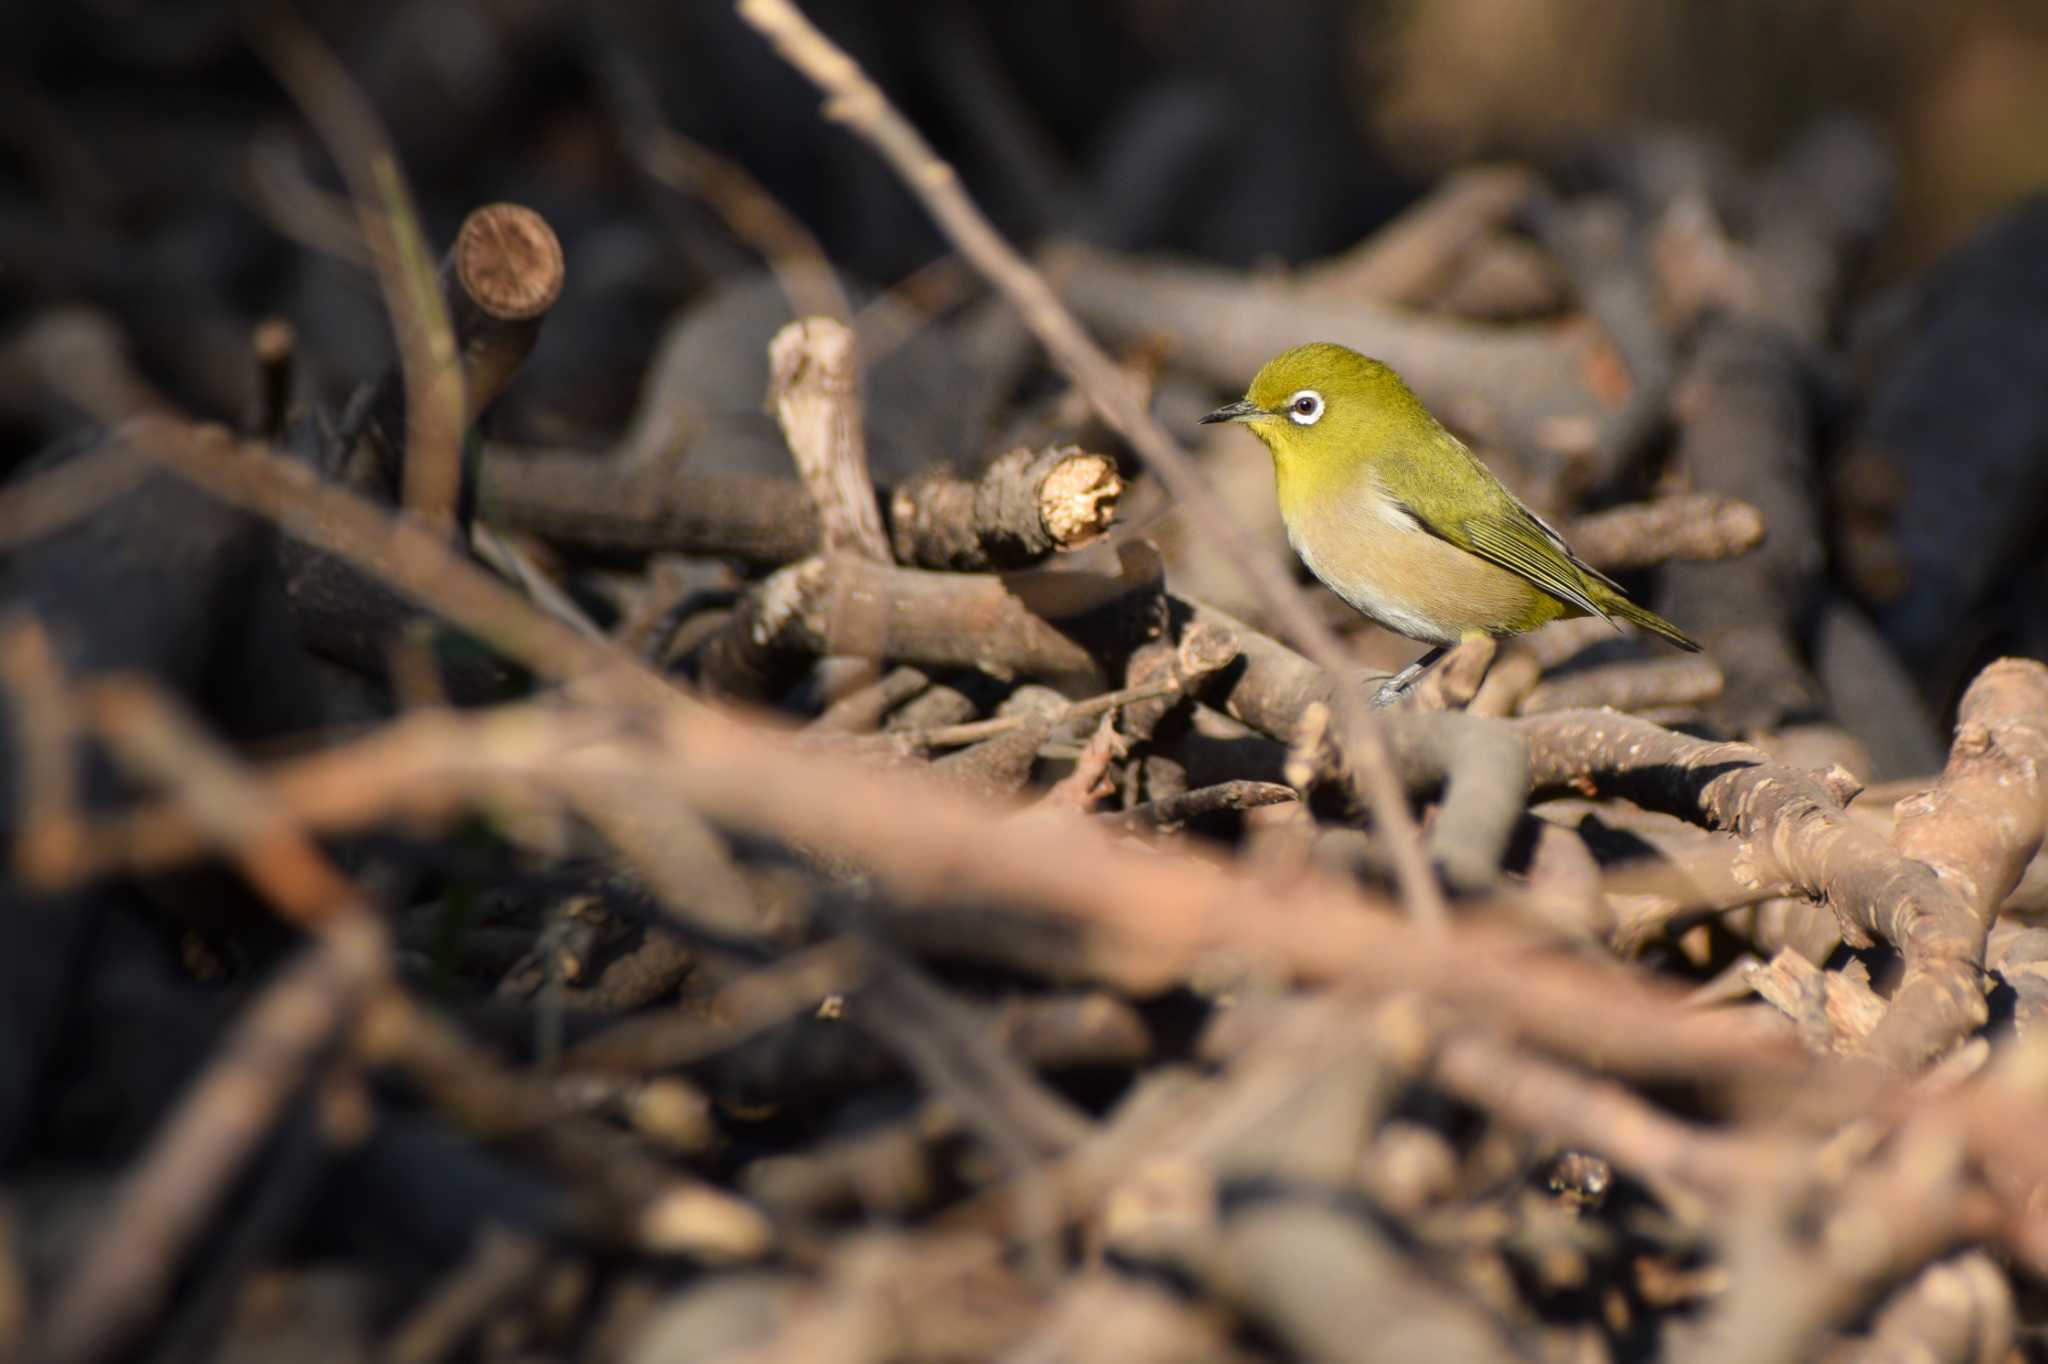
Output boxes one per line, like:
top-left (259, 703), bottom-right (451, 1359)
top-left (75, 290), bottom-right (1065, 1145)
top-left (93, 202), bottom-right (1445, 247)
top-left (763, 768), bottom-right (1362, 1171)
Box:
top-left (1202, 342), bottom-right (1698, 703)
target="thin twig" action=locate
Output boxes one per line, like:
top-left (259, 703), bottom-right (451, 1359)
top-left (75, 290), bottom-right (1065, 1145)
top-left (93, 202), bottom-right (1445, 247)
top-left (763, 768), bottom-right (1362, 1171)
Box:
top-left (253, 8), bottom-right (465, 533)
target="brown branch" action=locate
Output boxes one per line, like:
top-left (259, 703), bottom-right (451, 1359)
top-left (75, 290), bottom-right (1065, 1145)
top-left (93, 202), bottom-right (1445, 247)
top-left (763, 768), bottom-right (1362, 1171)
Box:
top-left (565, 939), bottom-right (873, 1076)
top-left (1103, 780), bottom-right (1297, 834)
top-left (338, 200), bottom-right (563, 515)
top-left (1651, 122), bottom-right (1892, 735)
top-left (0, 615), bottom-right (83, 886)
top-left (0, 307), bottom-right (175, 428)
top-left (693, 549), bottom-right (1160, 701)
top-left (0, 436), bottom-right (153, 553)
top-left (446, 203), bottom-right (564, 424)
top-left (1657, 322), bottom-right (1823, 731)
top-left (909, 676), bottom-right (1191, 750)
top-left (1298, 164), bottom-right (1538, 308)
top-left (480, 455), bottom-right (816, 563)
top-left (84, 680), bottom-right (365, 929)
top-left (639, 129), bottom-right (852, 322)
top-left (807, 665), bottom-right (930, 734)
top-left (1561, 493), bottom-right (1766, 571)
top-left (478, 441), bottom-right (1121, 570)
top-left (769, 316), bottom-right (890, 564)
top-left (1431, 1027), bottom-right (1782, 1204)
top-left (247, 316), bottom-right (296, 439)
top-left (888, 444), bottom-right (1121, 569)
top-left (1517, 655), bottom-right (1724, 716)
top-left (932, 716), bottom-right (1054, 800)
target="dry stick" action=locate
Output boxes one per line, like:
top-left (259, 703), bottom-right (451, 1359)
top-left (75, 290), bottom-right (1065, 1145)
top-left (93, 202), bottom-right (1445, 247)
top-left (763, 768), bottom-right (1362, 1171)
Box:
top-left (243, 126), bottom-right (373, 268)
top-left (0, 307), bottom-right (176, 427)
top-left (1299, 164), bottom-right (1538, 307)
top-left (337, 201), bottom-right (564, 523)
top-left (445, 204), bottom-right (565, 425)
top-left (888, 444), bottom-right (1121, 570)
top-left (808, 665), bottom-right (929, 734)
top-left (909, 675), bottom-right (1183, 749)
top-left (770, 317), bottom-right (891, 565)
top-left (254, 10), bottom-right (464, 534)
top-left (1563, 493), bottom-right (1765, 572)
top-left (768, 316), bottom-right (891, 699)
top-left (0, 616), bottom-right (83, 885)
top-left (87, 679), bottom-right (368, 929)
top-left (564, 937), bottom-right (873, 1074)
top-left (478, 441), bottom-right (1121, 569)
top-left (1430, 1029), bottom-right (1787, 1203)
top-left (732, 0), bottom-right (1448, 927)
top-left (0, 438), bottom-right (151, 551)
top-left (1102, 780), bottom-right (1296, 834)
top-left (696, 557), bottom-right (1081, 699)
top-left (642, 129), bottom-right (852, 322)
top-left (383, 1226), bottom-right (549, 1364)
top-left (248, 316), bottom-right (296, 439)
top-left (1517, 654), bottom-right (1724, 716)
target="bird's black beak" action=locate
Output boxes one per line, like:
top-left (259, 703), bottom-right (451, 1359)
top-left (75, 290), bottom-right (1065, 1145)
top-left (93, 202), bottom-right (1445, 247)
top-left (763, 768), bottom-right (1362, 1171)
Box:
top-left (1199, 398), bottom-right (1261, 425)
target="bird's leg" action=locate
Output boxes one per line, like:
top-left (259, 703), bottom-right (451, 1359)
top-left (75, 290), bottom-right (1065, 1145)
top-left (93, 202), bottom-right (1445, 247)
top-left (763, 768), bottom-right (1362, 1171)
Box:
top-left (1370, 646), bottom-right (1447, 709)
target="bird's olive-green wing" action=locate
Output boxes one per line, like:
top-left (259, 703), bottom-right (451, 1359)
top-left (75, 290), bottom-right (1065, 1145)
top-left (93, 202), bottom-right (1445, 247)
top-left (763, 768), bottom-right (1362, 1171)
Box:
top-left (1450, 508), bottom-right (1613, 621)
top-left (1375, 430), bottom-right (1625, 621)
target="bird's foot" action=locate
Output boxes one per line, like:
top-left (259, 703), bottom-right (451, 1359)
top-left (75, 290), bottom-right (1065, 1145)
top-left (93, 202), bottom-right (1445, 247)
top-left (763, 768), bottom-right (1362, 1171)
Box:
top-left (1368, 646), bottom-right (1447, 709)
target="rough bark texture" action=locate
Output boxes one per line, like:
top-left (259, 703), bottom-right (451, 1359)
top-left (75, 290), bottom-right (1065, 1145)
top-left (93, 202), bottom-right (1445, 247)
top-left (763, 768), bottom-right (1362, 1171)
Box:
top-left (479, 443), bottom-right (1120, 571)
top-left (1518, 659), bottom-right (2048, 1068)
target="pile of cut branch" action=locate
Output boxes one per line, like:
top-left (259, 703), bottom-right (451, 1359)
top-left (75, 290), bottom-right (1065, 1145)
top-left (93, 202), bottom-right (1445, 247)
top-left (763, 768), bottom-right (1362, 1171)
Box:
top-left (3, 5), bottom-right (2047, 1364)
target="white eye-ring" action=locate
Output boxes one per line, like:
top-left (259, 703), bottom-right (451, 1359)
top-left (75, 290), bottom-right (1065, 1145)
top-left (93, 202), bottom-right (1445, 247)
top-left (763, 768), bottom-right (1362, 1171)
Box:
top-left (1285, 389), bottom-right (1325, 426)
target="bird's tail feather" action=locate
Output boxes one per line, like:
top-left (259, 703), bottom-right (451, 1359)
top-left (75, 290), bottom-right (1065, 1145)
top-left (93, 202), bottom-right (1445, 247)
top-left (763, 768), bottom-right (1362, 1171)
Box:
top-left (1605, 593), bottom-right (1701, 652)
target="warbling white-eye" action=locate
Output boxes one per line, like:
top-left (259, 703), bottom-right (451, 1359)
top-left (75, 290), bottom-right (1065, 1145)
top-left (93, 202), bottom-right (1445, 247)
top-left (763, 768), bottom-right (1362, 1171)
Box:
top-left (1202, 342), bottom-right (1698, 703)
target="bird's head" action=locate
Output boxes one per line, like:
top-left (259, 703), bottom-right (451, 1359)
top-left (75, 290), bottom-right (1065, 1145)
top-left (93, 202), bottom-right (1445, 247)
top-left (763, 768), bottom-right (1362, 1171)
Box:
top-left (1200, 342), bottom-right (1436, 478)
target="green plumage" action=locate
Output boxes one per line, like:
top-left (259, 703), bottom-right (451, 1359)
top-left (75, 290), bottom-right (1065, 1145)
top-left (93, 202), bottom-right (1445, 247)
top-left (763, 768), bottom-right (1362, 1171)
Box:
top-left (1201, 342), bottom-right (1699, 653)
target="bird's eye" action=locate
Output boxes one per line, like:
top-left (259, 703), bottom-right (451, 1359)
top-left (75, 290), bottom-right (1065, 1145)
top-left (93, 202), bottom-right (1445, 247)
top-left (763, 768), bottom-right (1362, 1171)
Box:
top-left (1286, 389), bottom-right (1325, 426)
